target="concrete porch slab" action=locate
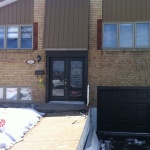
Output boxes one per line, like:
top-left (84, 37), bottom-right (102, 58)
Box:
top-left (34, 103), bottom-right (87, 113)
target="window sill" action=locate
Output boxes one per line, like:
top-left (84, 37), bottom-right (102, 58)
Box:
top-left (0, 49), bottom-right (34, 52)
top-left (101, 48), bottom-right (150, 52)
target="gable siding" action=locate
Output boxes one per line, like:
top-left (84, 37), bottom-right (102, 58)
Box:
top-left (44, 0), bottom-right (89, 49)
top-left (103, 0), bottom-right (150, 21)
top-left (0, 0), bottom-right (33, 24)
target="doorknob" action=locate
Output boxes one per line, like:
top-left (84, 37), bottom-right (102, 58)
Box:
top-left (64, 79), bottom-right (67, 86)
top-left (64, 81), bottom-right (67, 86)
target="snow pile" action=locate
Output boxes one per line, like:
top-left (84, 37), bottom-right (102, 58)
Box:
top-left (0, 108), bottom-right (45, 150)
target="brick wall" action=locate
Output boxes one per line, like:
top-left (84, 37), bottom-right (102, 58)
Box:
top-left (0, 0), bottom-right (46, 102)
top-left (88, 0), bottom-right (150, 105)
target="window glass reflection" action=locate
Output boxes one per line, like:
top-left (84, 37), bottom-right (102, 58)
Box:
top-left (136, 23), bottom-right (149, 48)
top-left (7, 26), bottom-right (18, 48)
top-left (0, 27), bottom-right (4, 48)
top-left (70, 61), bottom-right (83, 97)
top-left (119, 23), bottom-right (133, 48)
top-left (21, 26), bottom-right (32, 48)
top-left (52, 61), bottom-right (65, 97)
top-left (103, 24), bottom-right (117, 48)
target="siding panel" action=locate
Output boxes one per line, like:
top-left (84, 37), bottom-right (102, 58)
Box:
top-left (53, 0), bottom-right (61, 48)
top-left (44, 0), bottom-right (89, 49)
top-left (16, 0), bottom-right (20, 24)
top-left (12, 2), bottom-right (17, 24)
top-left (0, 0), bottom-right (33, 25)
top-left (68, 0), bottom-right (74, 48)
top-left (136, 0), bottom-right (141, 21)
top-left (72, 0), bottom-right (78, 48)
top-left (4, 6), bottom-right (8, 24)
top-left (25, 0), bottom-right (29, 23)
top-left (58, 0), bottom-right (65, 48)
top-left (106, 0), bottom-right (112, 21)
top-left (102, 0), bottom-right (107, 20)
top-left (131, 0), bottom-right (136, 21)
top-left (141, 0), bottom-right (146, 20)
top-left (29, 0), bottom-right (33, 23)
top-left (126, 0), bottom-right (131, 21)
top-left (82, 0), bottom-right (89, 48)
top-left (49, 0), bottom-right (56, 48)
top-left (77, 0), bottom-right (83, 48)
top-left (44, 0), bottom-right (51, 48)
top-left (103, 0), bottom-right (150, 21)
top-left (111, 0), bottom-right (117, 21)
top-left (8, 5), bottom-right (12, 24)
top-left (121, 0), bottom-right (126, 21)
top-left (146, 0), bottom-right (150, 19)
top-left (63, 0), bottom-right (70, 48)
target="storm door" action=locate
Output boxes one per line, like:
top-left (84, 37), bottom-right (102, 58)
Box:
top-left (50, 58), bottom-right (84, 101)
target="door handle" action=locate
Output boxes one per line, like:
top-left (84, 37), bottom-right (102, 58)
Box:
top-left (64, 79), bottom-right (67, 86)
top-left (64, 82), bottom-right (67, 86)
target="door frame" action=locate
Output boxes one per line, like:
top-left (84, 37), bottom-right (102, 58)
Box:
top-left (46, 51), bottom-right (88, 104)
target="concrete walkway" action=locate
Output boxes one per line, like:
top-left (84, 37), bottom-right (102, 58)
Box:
top-left (10, 111), bottom-right (87, 150)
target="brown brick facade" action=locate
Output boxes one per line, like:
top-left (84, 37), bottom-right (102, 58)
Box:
top-left (89, 0), bottom-right (150, 105)
top-left (0, 0), bottom-right (46, 103)
top-left (1, 0), bottom-right (150, 105)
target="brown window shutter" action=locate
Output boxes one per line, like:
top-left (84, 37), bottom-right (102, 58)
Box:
top-left (33, 22), bottom-right (38, 50)
top-left (97, 19), bottom-right (102, 50)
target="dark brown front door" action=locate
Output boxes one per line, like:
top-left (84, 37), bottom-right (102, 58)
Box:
top-left (50, 58), bottom-right (84, 101)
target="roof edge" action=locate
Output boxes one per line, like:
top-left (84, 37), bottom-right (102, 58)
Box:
top-left (0, 0), bottom-right (18, 8)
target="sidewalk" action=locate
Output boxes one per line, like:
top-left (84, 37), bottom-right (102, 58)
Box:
top-left (9, 104), bottom-right (88, 150)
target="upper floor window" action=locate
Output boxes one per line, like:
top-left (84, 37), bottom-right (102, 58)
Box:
top-left (0, 25), bottom-right (33, 49)
top-left (0, 27), bottom-right (4, 48)
top-left (135, 23), bottom-right (150, 48)
top-left (119, 23), bottom-right (134, 48)
top-left (21, 26), bottom-right (32, 48)
top-left (103, 22), bottom-right (150, 49)
top-left (103, 24), bottom-right (117, 49)
top-left (7, 26), bottom-right (19, 48)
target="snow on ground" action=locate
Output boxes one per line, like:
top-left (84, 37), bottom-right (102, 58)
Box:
top-left (0, 108), bottom-right (45, 150)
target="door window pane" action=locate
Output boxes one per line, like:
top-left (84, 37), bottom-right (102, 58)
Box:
top-left (70, 61), bottom-right (83, 97)
top-left (103, 24), bottom-right (117, 49)
top-left (52, 61), bottom-right (65, 96)
top-left (7, 26), bottom-right (18, 48)
top-left (136, 23), bottom-right (150, 48)
top-left (119, 23), bottom-right (133, 48)
top-left (0, 27), bottom-right (4, 48)
top-left (21, 26), bottom-right (32, 48)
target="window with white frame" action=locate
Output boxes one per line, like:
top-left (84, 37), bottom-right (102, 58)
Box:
top-left (103, 22), bottom-right (150, 49)
top-left (0, 25), bottom-right (33, 49)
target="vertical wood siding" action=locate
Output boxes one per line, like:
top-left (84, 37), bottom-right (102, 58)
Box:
top-left (0, 0), bottom-right (33, 24)
top-left (103, 0), bottom-right (150, 21)
top-left (44, 0), bottom-right (89, 49)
